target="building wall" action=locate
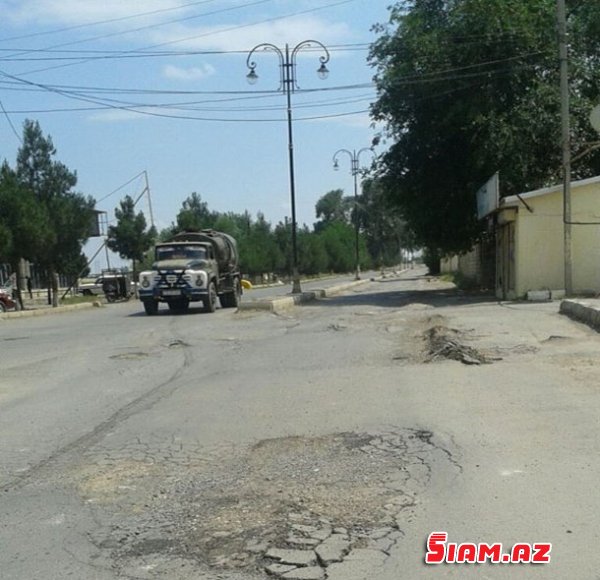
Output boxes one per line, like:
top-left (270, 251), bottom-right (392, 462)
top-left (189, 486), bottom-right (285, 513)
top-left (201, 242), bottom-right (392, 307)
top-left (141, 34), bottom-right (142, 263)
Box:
top-left (440, 249), bottom-right (481, 281)
top-left (458, 248), bottom-right (480, 280)
top-left (441, 240), bottom-right (494, 288)
top-left (440, 255), bottom-right (459, 274)
top-left (511, 181), bottom-right (600, 296)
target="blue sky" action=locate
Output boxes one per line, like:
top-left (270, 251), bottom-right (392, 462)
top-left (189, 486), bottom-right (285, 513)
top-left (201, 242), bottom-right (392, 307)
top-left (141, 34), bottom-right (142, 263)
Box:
top-left (0, 0), bottom-right (391, 271)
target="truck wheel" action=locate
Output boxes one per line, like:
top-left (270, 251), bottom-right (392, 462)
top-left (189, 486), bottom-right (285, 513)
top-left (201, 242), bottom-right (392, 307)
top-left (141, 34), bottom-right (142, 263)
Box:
top-left (143, 300), bottom-right (158, 315)
top-left (220, 278), bottom-right (241, 308)
top-left (203, 281), bottom-right (217, 313)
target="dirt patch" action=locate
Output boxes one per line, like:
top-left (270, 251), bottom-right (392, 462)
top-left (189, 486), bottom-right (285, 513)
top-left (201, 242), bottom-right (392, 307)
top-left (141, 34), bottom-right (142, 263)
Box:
top-left (425, 325), bottom-right (494, 365)
top-left (392, 315), bottom-right (498, 365)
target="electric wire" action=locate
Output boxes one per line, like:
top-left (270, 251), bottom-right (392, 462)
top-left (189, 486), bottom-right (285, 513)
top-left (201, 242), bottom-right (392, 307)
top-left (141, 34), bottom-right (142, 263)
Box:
top-left (95, 171), bottom-right (146, 204)
top-left (0, 0), bottom-right (223, 43)
top-left (0, 98), bottom-right (22, 142)
top-left (14, 0), bottom-right (361, 76)
top-left (0, 55), bottom-right (543, 121)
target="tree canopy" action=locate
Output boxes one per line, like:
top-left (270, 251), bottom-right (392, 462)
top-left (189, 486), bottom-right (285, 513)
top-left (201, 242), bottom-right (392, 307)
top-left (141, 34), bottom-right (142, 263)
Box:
top-left (369, 0), bottom-right (600, 254)
top-left (1, 120), bottom-right (95, 305)
top-left (107, 195), bottom-right (157, 276)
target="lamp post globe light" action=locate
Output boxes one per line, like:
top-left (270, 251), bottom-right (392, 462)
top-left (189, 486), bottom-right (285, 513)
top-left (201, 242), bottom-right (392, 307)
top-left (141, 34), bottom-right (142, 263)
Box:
top-left (332, 148), bottom-right (375, 280)
top-left (246, 40), bottom-right (330, 294)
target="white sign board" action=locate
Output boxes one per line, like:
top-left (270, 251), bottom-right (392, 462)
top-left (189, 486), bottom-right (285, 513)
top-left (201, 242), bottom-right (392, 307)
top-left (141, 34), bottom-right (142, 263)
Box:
top-left (476, 172), bottom-right (499, 219)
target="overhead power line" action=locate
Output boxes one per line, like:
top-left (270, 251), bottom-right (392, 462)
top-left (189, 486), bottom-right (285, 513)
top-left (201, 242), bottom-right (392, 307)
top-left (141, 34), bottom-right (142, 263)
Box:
top-left (11, 0), bottom-right (361, 77)
top-left (0, 43), bottom-right (371, 63)
top-left (0, 0), bottom-right (222, 43)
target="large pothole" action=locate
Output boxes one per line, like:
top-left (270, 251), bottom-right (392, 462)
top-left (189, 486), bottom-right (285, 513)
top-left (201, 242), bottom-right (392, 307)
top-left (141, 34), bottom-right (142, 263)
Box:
top-left (78, 428), bottom-right (458, 577)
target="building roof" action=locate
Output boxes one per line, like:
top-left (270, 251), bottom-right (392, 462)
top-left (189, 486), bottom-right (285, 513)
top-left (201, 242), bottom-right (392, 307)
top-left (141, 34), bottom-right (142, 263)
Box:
top-left (500, 174), bottom-right (600, 208)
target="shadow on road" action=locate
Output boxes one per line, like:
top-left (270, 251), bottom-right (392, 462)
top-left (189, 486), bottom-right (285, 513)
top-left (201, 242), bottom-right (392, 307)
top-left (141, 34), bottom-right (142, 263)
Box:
top-left (127, 304), bottom-right (212, 317)
top-left (304, 280), bottom-right (498, 310)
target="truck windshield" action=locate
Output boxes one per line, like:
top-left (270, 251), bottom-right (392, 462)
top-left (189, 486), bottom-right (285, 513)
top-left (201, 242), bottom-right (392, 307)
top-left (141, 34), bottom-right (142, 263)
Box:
top-left (156, 245), bottom-right (207, 261)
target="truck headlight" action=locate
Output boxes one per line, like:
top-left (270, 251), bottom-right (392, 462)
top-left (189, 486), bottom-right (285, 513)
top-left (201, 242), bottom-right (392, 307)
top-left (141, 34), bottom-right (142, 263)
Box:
top-left (139, 271), bottom-right (155, 288)
top-left (195, 275), bottom-right (204, 287)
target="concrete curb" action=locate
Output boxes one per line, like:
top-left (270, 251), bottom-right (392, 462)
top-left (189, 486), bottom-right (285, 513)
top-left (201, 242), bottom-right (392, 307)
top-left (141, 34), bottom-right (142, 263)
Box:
top-left (0, 278), bottom-right (374, 318)
top-left (0, 301), bottom-right (101, 320)
top-left (559, 299), bottom-right (600, 332)
top-left (238, 279), bottom-right (371, 314)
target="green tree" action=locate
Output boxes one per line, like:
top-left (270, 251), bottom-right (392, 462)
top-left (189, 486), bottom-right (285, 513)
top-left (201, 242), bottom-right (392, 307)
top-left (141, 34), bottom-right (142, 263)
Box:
top-left (0, 163), bottom-right (52, 305)
top-left (13, 120), bottom-right (95, 306)
top-left (273, 219), bottom-right (292, 276)
top-left (369, 0), bottom-right (600, 254)
top-left (360, 178), bottom-right (414, 267)
top-left (107, 195), bottom-right (156, 285)
top-left (314, 189), bottom-right (351, 232)
top-left (240, 213), bottom-right (282, 276)
top-left (298, 227), bottom-right (328, 275)
top-left (318, 222), bottom-right (356, 273)
top-left (175, 192), bottom-right (217, 232)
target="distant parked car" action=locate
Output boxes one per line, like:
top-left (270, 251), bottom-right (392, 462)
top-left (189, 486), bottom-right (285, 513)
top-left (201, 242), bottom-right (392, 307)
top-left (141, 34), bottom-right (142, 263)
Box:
top-left (0, 287), bottom-right (16, 312)
top-left (77, 277), bottom-right (104, 296)
top-left (78, 273), bottom-right (135, 299)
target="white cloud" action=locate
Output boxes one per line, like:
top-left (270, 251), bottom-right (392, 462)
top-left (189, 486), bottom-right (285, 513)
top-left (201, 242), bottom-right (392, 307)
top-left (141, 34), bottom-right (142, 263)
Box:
top-left (147, 16), bottom-right (351, 52)
top-left (163, 63), bottom-right (215, 81)
top-left (2, 1), bottom-right (354, 50)
top-left (3, 0), bottom-right (186, 25)
top-left (88, 108), bottom-right (146, 122)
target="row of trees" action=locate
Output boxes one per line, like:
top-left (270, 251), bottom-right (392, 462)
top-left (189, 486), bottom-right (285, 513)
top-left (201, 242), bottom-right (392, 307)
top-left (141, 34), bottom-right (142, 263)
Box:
top-left (369, 0), bottom-right (600, 268)
top-left (0, 119), bottom-right (411, 303)
top-left (0, 121), bottom-right (95, 306)
top-left (109, 187), bottom-right (411, 281)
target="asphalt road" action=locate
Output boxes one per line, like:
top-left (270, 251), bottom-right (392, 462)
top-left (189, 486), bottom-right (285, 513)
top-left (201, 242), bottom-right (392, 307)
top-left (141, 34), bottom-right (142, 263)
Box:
top-left (1, 269), bottom-right (599, 579)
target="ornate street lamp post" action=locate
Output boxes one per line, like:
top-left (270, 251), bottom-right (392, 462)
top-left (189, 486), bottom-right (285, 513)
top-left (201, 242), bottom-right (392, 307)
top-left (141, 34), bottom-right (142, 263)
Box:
top-left (246, 40), bottom-right (330, 294)
top-left (333, 147), bottom-right (375, 280)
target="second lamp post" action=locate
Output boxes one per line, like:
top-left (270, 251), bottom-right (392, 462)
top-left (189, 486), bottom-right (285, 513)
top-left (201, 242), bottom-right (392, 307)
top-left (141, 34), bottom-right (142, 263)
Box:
top-left (246, 40), bottom-right (330, 294)
top-left (333, 148), bottom-right (374, 280)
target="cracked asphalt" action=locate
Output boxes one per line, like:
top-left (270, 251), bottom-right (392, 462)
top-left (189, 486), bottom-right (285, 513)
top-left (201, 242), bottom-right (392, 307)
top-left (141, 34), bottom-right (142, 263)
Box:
top-left (1, 268), bottom-right (600, 579)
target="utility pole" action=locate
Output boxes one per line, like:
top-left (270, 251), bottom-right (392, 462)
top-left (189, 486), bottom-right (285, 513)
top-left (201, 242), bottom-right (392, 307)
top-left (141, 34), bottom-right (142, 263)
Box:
top-left (558, 0), bottom-right (572, 295)
top-left (333, 148), bottom-right (375, 280)
top-left (143, 170), bottom-right (155, 230)
top-left (246, 40), bottom-right (330, 294)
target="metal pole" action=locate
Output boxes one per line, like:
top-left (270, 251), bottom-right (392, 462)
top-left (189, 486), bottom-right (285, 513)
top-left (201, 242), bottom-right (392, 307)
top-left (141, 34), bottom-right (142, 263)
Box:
top-left (332, 147), bottom-right (374, 281)
top-left (558, 0), bottom-right (572, 295)
top-left (352, 155), bottom-right (360, 280)
top-left (143, 170), bottom-right (155, 230)
top-left (246, 41), bottom-right (329, 294)
top-left (284, 44), bottom-right (302, 294)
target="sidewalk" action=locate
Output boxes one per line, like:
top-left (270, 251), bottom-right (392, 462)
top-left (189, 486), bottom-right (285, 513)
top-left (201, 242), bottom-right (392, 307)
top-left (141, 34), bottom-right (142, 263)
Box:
top-left (238, 278), bottom-right (373, 314)
top-left (560, 297), bottom-right (600, 332)
top-left (0, 290), bottom-right (101, 320)
top-left (1, 278), bottom-right (374, 320)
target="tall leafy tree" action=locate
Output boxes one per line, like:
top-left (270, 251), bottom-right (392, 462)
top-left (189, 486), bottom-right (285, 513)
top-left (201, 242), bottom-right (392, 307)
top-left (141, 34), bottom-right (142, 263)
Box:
top-left (318, 221), bottom-right (356, 273)
top-left (0, 163), bottom-right (52, 305)
top-left (369, 0), bottom-right (600, 255)
top-left (297, 227), bottom-right (328, 275)
top-left (175, 192), bottom-right (217, 232)
top-left (314, 189), bottom-right (351, 232)
top-left (240, 213), bottom-right (282, 275)
top-left (360, 178), bottom-right (414, 267)
top-left (14, 120), bottom-right (95, 306)
top-left (107, 195), bottom-right (156, 283)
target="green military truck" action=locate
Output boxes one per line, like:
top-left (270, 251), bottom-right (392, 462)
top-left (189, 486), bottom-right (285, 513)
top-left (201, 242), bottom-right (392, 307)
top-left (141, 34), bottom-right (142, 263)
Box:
top-left (138, 230), bottom-right (242, 315)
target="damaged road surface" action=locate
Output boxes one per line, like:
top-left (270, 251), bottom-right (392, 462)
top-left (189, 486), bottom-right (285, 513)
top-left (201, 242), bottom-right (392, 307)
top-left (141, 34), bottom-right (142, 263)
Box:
top-left (2, 268), bottom-right (600, 579)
